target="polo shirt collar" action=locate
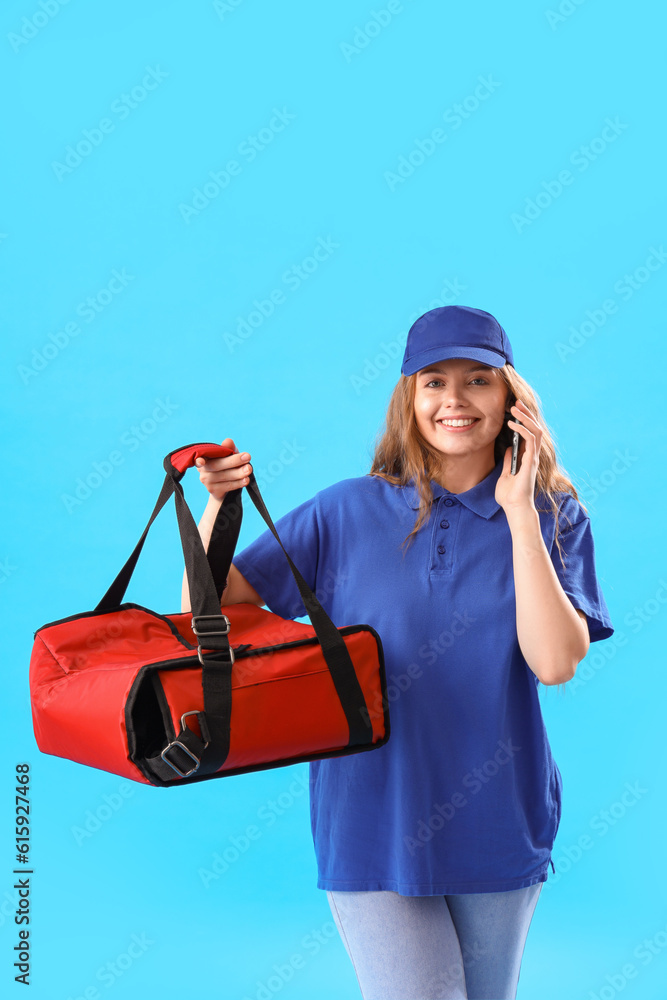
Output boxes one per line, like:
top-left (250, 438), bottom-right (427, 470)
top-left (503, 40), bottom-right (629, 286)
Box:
top-left (401, 457), bottom-right (503, 519)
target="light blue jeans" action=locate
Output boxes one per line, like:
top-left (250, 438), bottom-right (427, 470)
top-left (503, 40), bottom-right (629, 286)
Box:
top-left (326, 882), bottom-right (543, 1000)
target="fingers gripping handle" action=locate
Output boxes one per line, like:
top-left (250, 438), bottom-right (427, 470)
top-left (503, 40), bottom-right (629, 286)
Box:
top-left (167, 443), bottom-right (235, 476)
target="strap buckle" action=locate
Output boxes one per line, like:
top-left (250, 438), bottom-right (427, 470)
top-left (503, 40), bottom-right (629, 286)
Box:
top-left (197, 644), bottom-right (235, 666)
top-left (191, 614), bottom-right (231, 638)
top-left (160, 740), bottom-right (200, 777)
top-left (191, 614), bottom-right (235, 666)
top-left (160, 711), bottom-right (211, 777)
top-left (180, 710), bottom-right (211, 748)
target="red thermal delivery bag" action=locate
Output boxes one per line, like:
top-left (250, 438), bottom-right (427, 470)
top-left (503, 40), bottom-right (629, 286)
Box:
top-left (29, 443), bottom-right (390, 786)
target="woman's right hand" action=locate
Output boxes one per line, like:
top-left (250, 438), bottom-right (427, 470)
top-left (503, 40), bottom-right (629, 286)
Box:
top-left (194, 437), bottom-right (253, 502)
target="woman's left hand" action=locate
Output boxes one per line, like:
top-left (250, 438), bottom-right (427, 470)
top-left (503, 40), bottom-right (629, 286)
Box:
top-left (495, 399), bottom-right (542, 515)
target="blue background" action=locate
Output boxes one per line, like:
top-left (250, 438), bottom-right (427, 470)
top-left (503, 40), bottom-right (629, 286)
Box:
top-left (2, 1), bottom-right (665, 997)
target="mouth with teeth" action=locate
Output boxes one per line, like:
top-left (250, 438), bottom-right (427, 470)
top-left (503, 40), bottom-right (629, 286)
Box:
top-left (436, 418), bottom-right (480, 432)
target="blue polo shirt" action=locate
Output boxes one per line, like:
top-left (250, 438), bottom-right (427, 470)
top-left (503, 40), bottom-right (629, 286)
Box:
top-left (233, 456), bottom-right (614, 895)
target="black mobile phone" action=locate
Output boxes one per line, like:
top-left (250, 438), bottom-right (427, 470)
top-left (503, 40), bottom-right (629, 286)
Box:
top-left (504, 410), bottom-right (522, 475)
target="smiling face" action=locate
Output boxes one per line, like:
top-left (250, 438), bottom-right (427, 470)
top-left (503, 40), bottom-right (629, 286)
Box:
top-left (413, 356), bottom-right (510, 469)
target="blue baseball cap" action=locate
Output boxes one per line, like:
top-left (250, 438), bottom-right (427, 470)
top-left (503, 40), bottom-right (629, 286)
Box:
top-left (401, 305), bottom-right (515, 376)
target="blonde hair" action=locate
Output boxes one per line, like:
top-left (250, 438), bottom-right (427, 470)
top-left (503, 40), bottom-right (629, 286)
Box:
top-left (366, 363), bottom-right (585, 693)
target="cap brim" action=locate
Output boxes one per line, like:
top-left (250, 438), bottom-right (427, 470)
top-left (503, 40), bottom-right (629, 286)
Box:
top-left (401, 345), bottom-right (508, 376)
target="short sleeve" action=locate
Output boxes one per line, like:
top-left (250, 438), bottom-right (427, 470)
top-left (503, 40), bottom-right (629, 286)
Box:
top-left (232, 492), bottom-right (320, 621)
top-left (550, 495), bottom-right (614, 643)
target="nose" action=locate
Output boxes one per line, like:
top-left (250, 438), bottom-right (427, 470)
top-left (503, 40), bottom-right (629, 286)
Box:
top-left (441, 384), bottom-right (470, 407)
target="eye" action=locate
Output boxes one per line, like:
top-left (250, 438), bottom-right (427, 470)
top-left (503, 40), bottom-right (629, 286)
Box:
top-left (424, 378), bottom-right (488, 388)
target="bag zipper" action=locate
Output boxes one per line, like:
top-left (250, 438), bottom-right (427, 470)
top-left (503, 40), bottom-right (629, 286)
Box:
top-left (224, 624), bottom-right (373, 659)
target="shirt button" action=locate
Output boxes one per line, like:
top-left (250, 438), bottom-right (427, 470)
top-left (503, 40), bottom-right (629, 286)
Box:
top-left (437, 544), bottom-right (446, 554)
top-left (443, 498), bottom-right (456, 506)
top-left (440, 519), bottom-right (449, 529)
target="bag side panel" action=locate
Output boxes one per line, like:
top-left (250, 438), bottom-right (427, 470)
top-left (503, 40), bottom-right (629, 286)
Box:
top-left (29, 625), bottom-right (177, 784)
top-left (32, 664), bottom-right (151, 782)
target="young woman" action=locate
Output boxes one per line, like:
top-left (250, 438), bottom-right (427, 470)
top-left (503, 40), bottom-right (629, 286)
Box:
top-left (186, 305), bottom-right (614, 1000)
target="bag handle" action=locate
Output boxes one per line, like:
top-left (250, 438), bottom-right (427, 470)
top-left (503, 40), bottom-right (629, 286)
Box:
top-left (96, 443), bottom-right (241, 613)
top-left (95, 442), bottom-right (374, 768)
